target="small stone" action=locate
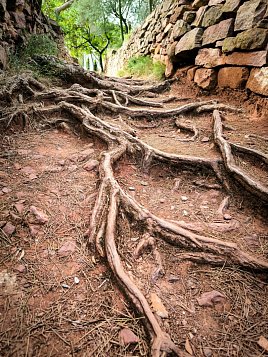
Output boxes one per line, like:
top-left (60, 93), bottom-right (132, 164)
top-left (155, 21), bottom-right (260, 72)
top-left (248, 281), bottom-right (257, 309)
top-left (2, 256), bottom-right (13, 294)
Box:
top-left (83, 159), bottom-right (99, 172)
top-left (203, 347), bottom-right (213, 357)
top-left (30, 206), bottom-right (49, 224)
top-left (15, 264), bottom-right (26, 273)
top-left (62, 283), bottom-right (70, 289)
top-left (59, 160), bottom-right (65, 166)
top-left (197, 290), bottom-right (225, 307)
top-left (2, 187), bottom-right (12, 194)
top-left (119, 328), bottom-right (140, 345)
top-left (68, 165), bottom-right (78, 172)
top-left (187, 66), bottom-right (198, 82)
top-left (182, 210), bottom-right (189, 216)
top-left (58, 240), bottom-right (76, 257)
top-left (28, 173), bottom-right (38, 180)
top-left (14, 162), bottom-right (21, 170)
top-left (0, 221), bottom-right (7, 228)
top-left (258, 336), bottom-right (268, 352)
top-left (14, 201), bottom-right (25, 214)
top-left (3, 222), bottom-right (16, 235)
top-left (160, 198), bottom-right (165, 203)
top-left (223, 213), bottom-right (232, 220)
top-left (181, 196), bottom-right (188, 201)
top-left (201, 137), bottom-right (210, 142)
top-left (21, 166), bottom-right (36, 175)
top-left (140, 181), bottom-right (148, 186)
top-left (29, 224), bottom-right (42, 237)
top-left (74, 276), bottom-right (80, 284)
top-left (129, 187), bottom-right (135, 191)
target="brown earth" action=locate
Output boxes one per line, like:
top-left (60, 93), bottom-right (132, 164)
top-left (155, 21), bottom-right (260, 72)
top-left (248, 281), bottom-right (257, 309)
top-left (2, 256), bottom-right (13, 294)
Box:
top-left (0, 66), bottom-right (268, 357)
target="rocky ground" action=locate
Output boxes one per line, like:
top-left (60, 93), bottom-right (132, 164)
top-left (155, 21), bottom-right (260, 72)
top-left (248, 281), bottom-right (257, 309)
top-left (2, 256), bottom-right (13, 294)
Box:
top-left (0, 64), bottom-right (268, 357)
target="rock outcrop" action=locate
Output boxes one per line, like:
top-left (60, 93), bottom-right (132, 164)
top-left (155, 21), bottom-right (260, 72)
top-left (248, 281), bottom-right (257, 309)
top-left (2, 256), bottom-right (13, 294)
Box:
top-left (0, 0), bottom-right (62, 70)
top-left (107, 0), bottom-right (268, 96)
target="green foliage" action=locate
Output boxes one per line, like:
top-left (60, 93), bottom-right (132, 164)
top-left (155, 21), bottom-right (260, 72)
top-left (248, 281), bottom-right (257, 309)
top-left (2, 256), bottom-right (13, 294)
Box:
top-left (41, 0), bottom-right (163, 70)
top-left (119, 56), bottom-right (165, 80)
top-left (9, 34), bottom-right (59, 77)
top-left (23, 34), bottom-right (58, 57)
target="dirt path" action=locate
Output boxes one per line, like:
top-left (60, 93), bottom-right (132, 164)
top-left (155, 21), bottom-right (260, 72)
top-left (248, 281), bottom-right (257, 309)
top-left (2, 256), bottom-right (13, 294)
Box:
top-left (0, 63), bottom-right (268, 357)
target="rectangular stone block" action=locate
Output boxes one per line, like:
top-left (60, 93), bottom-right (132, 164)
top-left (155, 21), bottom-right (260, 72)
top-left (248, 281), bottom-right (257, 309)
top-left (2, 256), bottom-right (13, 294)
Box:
top-left (192, 5), bottom-right (208, 27)
top-left (221, 0), bottom-right (241, 13)
top-left (218, 67), bottom-right (249, 89)
top-left (202, 19), bottom-right (234, 46)
top-left (195, 48), bottom-right (225, 67)
top-left (246, 68), bottom-right (268, 96)
top-left (225, 51), bottom-right (268, 67)
top-left (234, 0), bottom-right (267, 31)
top-left (234, 28), bottom-right (268, 51)
top-left (175, 28), bottom-right (203, 57)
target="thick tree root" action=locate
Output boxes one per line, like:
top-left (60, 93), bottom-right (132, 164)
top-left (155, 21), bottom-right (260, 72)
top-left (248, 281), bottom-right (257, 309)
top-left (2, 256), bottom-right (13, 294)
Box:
top-left (175, 117), bottom-right (199, 142)
top-left (230, 142), bottom-right (268, 165)
top-left (213, 110), bottom-right (268, 202)
top-left (2, 67), bottom-right (268, 356)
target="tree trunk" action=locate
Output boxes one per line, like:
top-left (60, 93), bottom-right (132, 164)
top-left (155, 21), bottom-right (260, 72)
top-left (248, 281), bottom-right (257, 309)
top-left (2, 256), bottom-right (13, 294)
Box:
top-left (118, 0), bottom-right (124, 43)
top-left (149, 0), bottom-right (153, 12)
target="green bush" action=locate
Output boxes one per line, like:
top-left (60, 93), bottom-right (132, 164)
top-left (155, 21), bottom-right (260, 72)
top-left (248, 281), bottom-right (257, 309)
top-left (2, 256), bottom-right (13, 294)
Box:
top-left (9, 34), bottom-right (58, 75)
top-left (118, 56), bottom-right (165, 80)
top-left (23, 34), bottom-right (58, 57)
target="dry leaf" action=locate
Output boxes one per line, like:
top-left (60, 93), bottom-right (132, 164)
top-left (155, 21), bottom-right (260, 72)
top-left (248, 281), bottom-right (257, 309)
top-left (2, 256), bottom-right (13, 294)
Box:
top-left (185, 338), bottom-right (193, 355)
top-left (150, 292), bottom-right (168, 318)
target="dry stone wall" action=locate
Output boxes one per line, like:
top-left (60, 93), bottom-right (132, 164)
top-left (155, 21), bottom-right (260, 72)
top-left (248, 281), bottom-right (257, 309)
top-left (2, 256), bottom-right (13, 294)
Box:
top-left (107, 0), bottom-right (268, 96)
top-left (0, 0), bottom-right (63, 71)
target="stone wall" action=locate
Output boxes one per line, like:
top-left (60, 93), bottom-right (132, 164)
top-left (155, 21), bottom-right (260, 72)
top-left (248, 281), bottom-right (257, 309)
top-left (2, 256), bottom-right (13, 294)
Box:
top-left (0, 0), bottom-right (63, 70)
top-left (107, 0), bottom-right (268, 96)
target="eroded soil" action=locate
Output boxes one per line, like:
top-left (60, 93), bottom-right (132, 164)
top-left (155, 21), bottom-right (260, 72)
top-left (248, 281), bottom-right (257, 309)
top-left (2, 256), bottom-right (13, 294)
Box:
top-left (1, 76), bottom-right (268, 357)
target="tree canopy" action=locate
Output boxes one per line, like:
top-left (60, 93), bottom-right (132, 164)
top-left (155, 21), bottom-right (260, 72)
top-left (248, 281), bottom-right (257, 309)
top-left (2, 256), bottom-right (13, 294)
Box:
top-left (42, 0), bottom-right (161, 70)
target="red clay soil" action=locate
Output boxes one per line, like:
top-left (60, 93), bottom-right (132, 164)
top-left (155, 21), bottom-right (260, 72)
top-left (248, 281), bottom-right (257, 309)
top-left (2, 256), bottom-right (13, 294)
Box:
top-left (0, 76), bottom-right (268, 357)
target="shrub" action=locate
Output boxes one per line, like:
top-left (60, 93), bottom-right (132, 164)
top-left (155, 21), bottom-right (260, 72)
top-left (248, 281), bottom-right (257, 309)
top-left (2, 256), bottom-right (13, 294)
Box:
top-left (9, 34), bottom-right (58, 75)
top-left (23, 34), bottom-right (58, 57)
top-left (118, 56), bottom-right (165, 80)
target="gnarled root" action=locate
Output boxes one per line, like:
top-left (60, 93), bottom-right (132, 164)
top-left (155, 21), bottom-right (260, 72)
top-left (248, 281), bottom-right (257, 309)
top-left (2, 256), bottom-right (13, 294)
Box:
top-left (213, 110), bottom-right (268, 202)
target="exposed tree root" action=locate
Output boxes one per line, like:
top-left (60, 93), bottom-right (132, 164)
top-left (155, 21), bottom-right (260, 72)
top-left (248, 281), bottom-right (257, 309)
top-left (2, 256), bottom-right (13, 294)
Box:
top-left (230, 142), bottom-right (268, 165)
top-left (213, 110), bottom-right (268, 202)
top-left (196, 103), bottom-right (243, 114)
top-left (134, 233), bottom-right (164, 283)
top-left (2, 66), bottom-right (268, 356)
top-left (175, 117), bottom-right (199, 142)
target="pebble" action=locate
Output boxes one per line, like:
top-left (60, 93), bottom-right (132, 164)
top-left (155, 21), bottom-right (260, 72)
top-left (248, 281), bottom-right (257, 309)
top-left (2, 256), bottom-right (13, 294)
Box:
top-left (182, 210), bottom-right (189, 216)
top-left (223, 213), bottom-right (232, 220)
top-left (15, 264), bottom-right (26, 273)
top-left (181, 195), bottom-right (188, 202)
top-left (2, 187), bottom-right (12, 194)
top-left (201, 137), bottom-right (210, 142)
top-left (3, 222), bottom-right (16, 235)
top-left (128, 187), bottom-right (135, 191)
top-left (62, 283), bottom-right (70, 289)
top-left (119, 328), bottom-right (140, 345)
